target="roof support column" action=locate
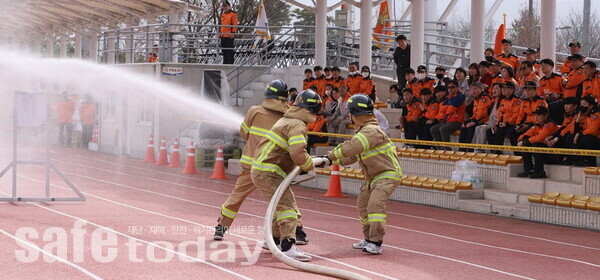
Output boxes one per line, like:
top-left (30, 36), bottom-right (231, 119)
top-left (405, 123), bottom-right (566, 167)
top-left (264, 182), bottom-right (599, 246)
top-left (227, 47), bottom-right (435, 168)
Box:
top-left (107, 30), bottom-right (116, 64)
top-left (89, 28), bottom-right (99, 62)
top-left (540, 0), bottom-right (556, 63)
top-left (359, 0), bottom-right (373, 68)
top-left (410, 0), bottom-right (425, 69)
top-left (74, 31), bottom-right (83, 59)
top-left (45, 35), bottom-right (54, 58)
top-left (59, 31), bottom-right (68, 58)
top-left (32, 38), bottom-right (42, 56)
top-left (315, 0), bottom-right (327, 67)
top-left (470, 0), bottom-right (485, 64)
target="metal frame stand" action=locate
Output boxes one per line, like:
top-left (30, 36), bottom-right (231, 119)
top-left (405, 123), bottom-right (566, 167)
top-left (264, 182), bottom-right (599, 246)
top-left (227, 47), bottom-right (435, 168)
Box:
top-left (0, 91), bottom-right (85, 202)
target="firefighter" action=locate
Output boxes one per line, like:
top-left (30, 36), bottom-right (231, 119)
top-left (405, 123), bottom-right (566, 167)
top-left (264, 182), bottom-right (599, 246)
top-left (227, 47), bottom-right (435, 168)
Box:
top-left (323, 94), bottom-right (403, 255)
top-left (214, 80), bottom-right (309, 245)
top-left (250, 89), bottom-right (323, 262)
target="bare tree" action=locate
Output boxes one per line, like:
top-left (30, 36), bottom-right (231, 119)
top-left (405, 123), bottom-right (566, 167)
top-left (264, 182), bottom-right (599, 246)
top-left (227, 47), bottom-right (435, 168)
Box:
top-left (507, 3), bottom-right (540, 49)
top-left (557, 8), bottom-right (600, 58)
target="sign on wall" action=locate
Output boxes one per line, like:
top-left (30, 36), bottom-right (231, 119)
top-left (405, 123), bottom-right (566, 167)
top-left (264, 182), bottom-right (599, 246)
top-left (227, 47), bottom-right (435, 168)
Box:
top-left (162, 67), bottom-right (183, 76)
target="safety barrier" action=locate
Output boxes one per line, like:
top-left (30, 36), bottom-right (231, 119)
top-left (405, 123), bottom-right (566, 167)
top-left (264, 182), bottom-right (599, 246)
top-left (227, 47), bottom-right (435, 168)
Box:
top-left (583, 167), bottom-right (600, 196)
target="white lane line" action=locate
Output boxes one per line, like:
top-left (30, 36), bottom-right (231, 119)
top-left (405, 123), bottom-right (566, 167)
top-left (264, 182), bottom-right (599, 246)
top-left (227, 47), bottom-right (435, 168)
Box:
top-left (30, 167), bottom-right (535, 279)
top-left (18, 174), bottom-right (398, 280)
top-left (54, 154), bottom-right (600, 252)
top-left (0, 228), bottom-right (103, 280)
top-left (41, 161), bottom-right (600, 268)
top-left (0, 191), bottom-right (253, 280)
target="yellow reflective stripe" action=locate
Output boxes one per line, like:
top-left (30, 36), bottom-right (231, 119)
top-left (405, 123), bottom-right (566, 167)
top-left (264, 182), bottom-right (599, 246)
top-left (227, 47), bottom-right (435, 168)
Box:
top-left (333, 146), bottom-right (344, 159)
top-left (355, 132), bottom-right (369, 152)
top-left (288, 135), bottom-right (307, 146)
top-left (388, 149), bottom-right (402, 172)
top-left (249, 126), bottom-right (268, 137)
top-left (370, 171), bottom-right (403, 185)
top-left (367, 213), bottom-right (387, 223)
top-left (269, 86), bottom-right (279, 92)
top-left (256, 142), bottom-right (275, 163)
top-left (241, 121), bottom-right (250, 133)
top-left (360, 142), bottom-right (396, 160)
top-left (240, 155), bottom-right (254, 165)
top-left (220, 205), bottom-right (237, 219)
top-left (252, 162), bottom-right (287, 178)
top-left (265, 131), bottom-right (290, 151)
top-left (276, 210), bottom-right (298, 221)
top-left (359, 216), bottom-right (368, 225)
top-left (300, 156), bottom-right (312, 170)
top-left (357, 103), bottom-right (368, 108)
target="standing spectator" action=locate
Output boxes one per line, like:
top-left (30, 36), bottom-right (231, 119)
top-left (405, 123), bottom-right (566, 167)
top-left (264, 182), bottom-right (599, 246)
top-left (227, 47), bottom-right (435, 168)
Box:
top-left (563, 54), bottom-right (586, 98)
top-left (399, 88), bottom-right (422, 141)
top-left (220, 1), bottom-right (238, 64)
top-left (418, 88), bottom-right (439, 146)
top-left (330, 66), bottom-right (346, 89)
top-left (57, 92), bottom-right (74, 147)
top-left (486, 82), bottom-right (519, 150)
top-left (517, 106), bottom-right (558, 178)
top-left (79, 95), bottom-right (96, 149)
top-left (359, 66), bottom-right (376, 100)
top-left (147, 45), bottom-right (159, 63)
top-left (327, 85), bottom-right (351, 144)
top-left (302, 69), bottom-right (315, 90)
top-left (538, 58), bottom-right (566, 123)
top-left (393, 34), bottom-right (411, 91)
top-left (496, 39), bottom-right (519, 70)
top-left (404, 68), bottom-right (420, 97)
top-left (430, 81), bottom-right (465, 143)
top-left (433, 66), bottom-right (451, 88)
top-left (313, 66), bottom-right (326, 97)
top-left (472, 83), bottom-right (503, 150)
top-left (459, 82), bottom-right (492, 146)
top-left (484, 48), bottom-right (495, 60)
top-left (560, 41), bottom-right (585, 75)
top-left (346, 62), bottom-right (362, 95)
top-left (522, 48), bottom-right (540, 74)
top-left (573, 95), bottom-right (600, 167)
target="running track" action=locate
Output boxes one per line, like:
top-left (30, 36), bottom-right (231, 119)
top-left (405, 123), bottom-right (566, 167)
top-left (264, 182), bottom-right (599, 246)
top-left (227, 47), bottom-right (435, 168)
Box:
top-left (1, 147), bottom-right (599, 279)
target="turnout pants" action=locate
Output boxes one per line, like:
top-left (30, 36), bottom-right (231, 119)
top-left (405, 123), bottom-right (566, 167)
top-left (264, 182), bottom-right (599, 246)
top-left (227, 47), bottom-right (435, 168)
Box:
top-left (251, 170), bottom-right (299, 240)
top-left (219, 169), bottom-right (303, 229)
top-left (357, 179), bottom-right (398, 243)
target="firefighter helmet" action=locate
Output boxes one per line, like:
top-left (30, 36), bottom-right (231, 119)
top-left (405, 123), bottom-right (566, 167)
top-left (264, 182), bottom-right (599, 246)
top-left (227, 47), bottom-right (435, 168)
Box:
top-left (346, 94), bottom-right (374, 115)
top-left (293, 89), bottom-right (322, 114)
top-left (264, 79), bottom-right (289, 101)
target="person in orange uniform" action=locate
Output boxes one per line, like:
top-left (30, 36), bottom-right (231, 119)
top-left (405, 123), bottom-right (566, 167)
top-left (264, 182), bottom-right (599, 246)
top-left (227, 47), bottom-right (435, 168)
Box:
top-left (573, 95), bottom-right (600, 167)
top-left (545, 97), bottom-right (580, 165)
top-left (359, 65), bottom-right (376, 100)
top-left (489, 60), bottom-right (505, 93)
top-left (508, 81), bottom-right (548, 150)
top-left (416, 65), bottom-right (436, 94)
top-left (302, 69), bottom-right (315, 90)
top-left (517, 61), bottom-right (540, 94)
top-left (330, 66), bottom-right (346, 89)
top-left (522, 48), bottom-right (540, 74)
top-left (538, 59), bottom-right (564, 101)
top-left (582, 61), bottom-right (599, 99)
top-left (79, 95), bottom-right (96, 149)
top-left (517, 106), bottom-right (559, 178)
top-left (496, 39), bottom-right (520, 71)
top-left (459, 82), bottom-right (492, 145)
top-left (400, 88), bottom-right (422, 141)
top-left (430, 81), bottom-right (465, 143)
top-left (560, 41), bottom-right (585, 75)
top-left (346, 62), bottom-right (362, 96)
top-left (404, 68), bottom-right (421, 98)
top-left (57, 92), bottom-right (74, 147)
top-left (220, 1), bottom-right (238, 64)
top-left (418, 87), bottom-right (440, 146)
top-left (563, 54), bottom-right (587, 98)
top-left (486, 82), bottom-right (519, 148)
top-left (313, 66), bottom-right (326, 97)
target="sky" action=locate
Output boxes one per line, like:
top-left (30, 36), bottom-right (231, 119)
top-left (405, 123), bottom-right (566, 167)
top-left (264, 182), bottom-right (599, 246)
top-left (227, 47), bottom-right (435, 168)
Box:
top-left (293, 0), bottom-right (598, 28)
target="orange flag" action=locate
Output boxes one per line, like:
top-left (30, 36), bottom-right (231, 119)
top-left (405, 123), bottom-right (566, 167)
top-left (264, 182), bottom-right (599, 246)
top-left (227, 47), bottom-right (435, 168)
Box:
top-left (373, 0), bottom-right (392, 48)
top-left (494, 23), bottom-right (506, 55)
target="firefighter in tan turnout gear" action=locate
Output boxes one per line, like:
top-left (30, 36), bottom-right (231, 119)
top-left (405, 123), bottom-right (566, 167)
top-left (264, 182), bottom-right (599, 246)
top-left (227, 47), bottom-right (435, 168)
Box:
top-left (324, 93), bottom-right (403, 255)
top-left (214, 80), bottom-right (309, 245)
top-left (250, 89), bottom-right (323, 262)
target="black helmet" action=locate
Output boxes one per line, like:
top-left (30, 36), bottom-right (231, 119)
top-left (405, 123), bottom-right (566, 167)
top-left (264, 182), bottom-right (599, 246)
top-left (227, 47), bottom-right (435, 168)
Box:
top-left (264, 79), bottom-right (289, 101)
top-left (293, 89), bottom-right (322, 114)
top-left (347, 94), bottom-right (374, 115)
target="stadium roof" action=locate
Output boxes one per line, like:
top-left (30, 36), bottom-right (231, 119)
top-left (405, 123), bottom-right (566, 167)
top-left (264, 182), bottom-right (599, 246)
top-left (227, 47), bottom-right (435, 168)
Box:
top-left (0, 0), bottom-right (202, 37)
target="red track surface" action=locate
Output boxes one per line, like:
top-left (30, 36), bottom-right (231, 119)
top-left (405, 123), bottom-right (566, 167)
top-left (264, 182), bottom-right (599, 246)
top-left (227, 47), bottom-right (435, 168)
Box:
top-left (1, 147), bottom-right (600, 279)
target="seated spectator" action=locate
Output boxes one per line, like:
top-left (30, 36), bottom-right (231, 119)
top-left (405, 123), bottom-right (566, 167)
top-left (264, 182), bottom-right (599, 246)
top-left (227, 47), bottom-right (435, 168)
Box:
top-left (430, 81), bottom-right (465, 143)
top-left (434, 66), bottom-right (452, 88)
top-left (501, 65), bottom-right (518, 91)
top-left (404, 68), bottom-right (420, 98)
top-left (389, 84), bottom-right (402, 108)
top-left (417, 65), bottom-right (436, 94)
top-left (517, 61), bottom-right (540, 95)
top-left (521, 48), bottom-right (540, 74)
top-left (582, 61), bottom-right (599, 100)
top-left (324, 84), bottom-right (334, 102)
top-left (472, 82), bottom-right (503, 149)
top-left (545, 97), bottom-right (580, 165)
top-left (459, 82), bottom-right (492, 147)
top-left (563, 54), bottom-right (586, 98)
top-left (455, 67), bottom-right (472, 116)
top-left (303, 69), bottom-right (315, 90)
top-left (507, 81), bottom-right (547, 151)
top-left (538, 58), bottom-right (565, 124)
top-left (489, 59), bottom-right (505, 92)
top-left (399, 88), bottom-right (423, 141)
top-left (374, 107), bottom-right (390, 136)
top-left (573, 95), bottom-right (600, 167)
top-left (486, 82), bottom-right (519, 151)
top-left (417, 88), bottom-right (440, 147)
top-left (330, 66), bottom-right (346, 89)
top-left (324, 87), bottom-right (340, 117)
top-left (307, 106), bottom-right (329, 150)
top-left (517, 106), bottom-right (559, 178)
top-left (479, 61), bottom-right (493, 89)
top-left (359, 65), bottom-right (377, 100)
top-left (288, 87), bottom-right (298, 106)
top-left (327, 85), bottom-right (351, 145)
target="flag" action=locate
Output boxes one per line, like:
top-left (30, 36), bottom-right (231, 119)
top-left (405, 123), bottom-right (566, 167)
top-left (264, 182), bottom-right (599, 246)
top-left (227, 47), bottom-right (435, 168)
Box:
top-left (373, 0), bottom-right (392, 48)
top-left (494, 23), bottom-right (506, 56)
top-left (254, 1), bottom-right (271, 46)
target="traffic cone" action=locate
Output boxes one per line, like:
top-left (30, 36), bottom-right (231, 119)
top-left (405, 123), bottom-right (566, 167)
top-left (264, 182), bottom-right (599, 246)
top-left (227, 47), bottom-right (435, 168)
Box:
top-left (209, 145), bottom-right (228, 179)
top-left (323, 165), bottom-right (347, 197)
top-left (88, 126), bottom-right (99, 151)
top-left (156, 137), bottom-right (169, 165)
top-left (168, 138), bottom-right (181, 168)
top-left (144, 134), bottom-right (155, 162)
top-left (182, 141), bottom-right (198, 174)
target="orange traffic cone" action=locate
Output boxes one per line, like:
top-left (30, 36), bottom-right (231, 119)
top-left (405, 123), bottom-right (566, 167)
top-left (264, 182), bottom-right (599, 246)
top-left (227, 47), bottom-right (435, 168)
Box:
top-left (209, 145), bottom-right (228, 179)
top-left (182, 141), bottom-right (198, 174)
top-left (323, 165), bottom-right (347, 197)
top-left (144, 134), bottom-right (155, 162)
top-left (156, 137), bottom-right (169, 165)
top-left (168, 138), bottom-right (181, 168)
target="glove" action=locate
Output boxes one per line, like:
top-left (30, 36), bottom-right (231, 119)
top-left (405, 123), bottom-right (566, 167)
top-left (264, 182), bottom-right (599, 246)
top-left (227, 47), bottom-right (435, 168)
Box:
top-left (314, 155), bottom-right (331, 168)
top-left (299, 170), bottom-right (308, 175)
